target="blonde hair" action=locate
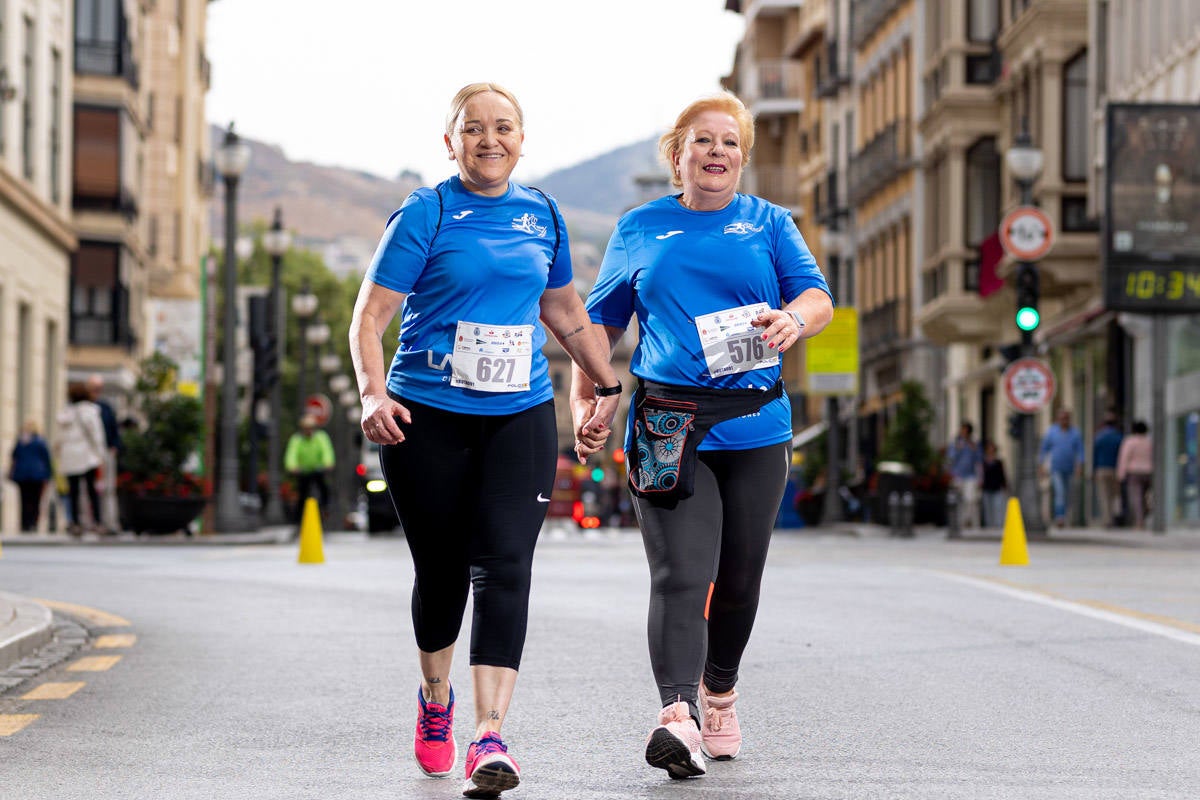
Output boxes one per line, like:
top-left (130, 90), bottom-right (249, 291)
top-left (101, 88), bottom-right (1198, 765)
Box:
top-left (445, 82), bottom-right (525, 137)
top-left (658, 92), bottom-right (755, 189)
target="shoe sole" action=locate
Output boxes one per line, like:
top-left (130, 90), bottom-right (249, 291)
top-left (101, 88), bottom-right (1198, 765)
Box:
top-left (463, 761), bottom-right (519, 797)
top-left (645, 728), bottom-right (705, 779)
top-left (700, 741), bottom-right (740, 761)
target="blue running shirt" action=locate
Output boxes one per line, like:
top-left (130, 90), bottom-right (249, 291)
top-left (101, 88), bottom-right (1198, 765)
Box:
top-left (365, 176), bottom-right (571, 415)
top-left (586, 193), bottom-right (832, 450)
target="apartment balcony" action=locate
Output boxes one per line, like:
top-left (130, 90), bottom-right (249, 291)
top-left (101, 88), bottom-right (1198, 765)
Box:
top-left (860, 299), bottom-right (907, 362)
top-left (851, 0), bottom-right (905, 48)
top-left (847, 120), bottom-right (912, 206)
top-left (916, 259), bottom-right (998, 344)
top-left (75, 38), bottom-right (139, 89)
top-left (815, 169), bottom-right (850, 231)
top-left (743, 59), bottom-right (805, 117)
top-left (745, 164), bottom-right (803, 215)
top-left (816, 39), bottom-right (852, 98)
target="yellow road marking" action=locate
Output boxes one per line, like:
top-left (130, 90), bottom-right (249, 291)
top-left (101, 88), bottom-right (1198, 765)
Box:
top-left (94, 634), bottom-right (137, 648)
top-left (67, 655), bottom-right (122, 672)
top-left (22, 682), bottom-right (86, 700)
top-left (0, 714), bottom-right (40, 736)
top-left (34, 599), bottom-right (130, 628)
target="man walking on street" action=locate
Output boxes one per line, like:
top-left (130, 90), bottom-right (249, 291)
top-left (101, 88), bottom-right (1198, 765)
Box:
top-left (1039, 409), bottom-right (1084, 528)
top-left (1092, 413), bottom-right (1124, 527)
top-left (946, 422), bottom-right (983, 528)
top-left (86, 374), bottom-right (122, 534)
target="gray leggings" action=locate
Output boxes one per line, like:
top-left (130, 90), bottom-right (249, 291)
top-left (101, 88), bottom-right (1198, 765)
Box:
top-left (634, 442), bottom-right (790, 718)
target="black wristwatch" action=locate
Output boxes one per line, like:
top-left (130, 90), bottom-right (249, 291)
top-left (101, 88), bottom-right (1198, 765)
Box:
top-left (594, 383), bottom-right (623, 397)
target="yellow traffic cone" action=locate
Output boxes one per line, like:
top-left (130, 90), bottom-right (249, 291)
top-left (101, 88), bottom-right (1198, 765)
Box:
top-left (999, 496), bottom-right (1030, 566)
top-left (297, 497), bottom-right (325, 564)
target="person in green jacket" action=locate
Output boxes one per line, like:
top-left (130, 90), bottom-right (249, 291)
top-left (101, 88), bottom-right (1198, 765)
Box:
top-left (285, 414), bottom-right (335, 520)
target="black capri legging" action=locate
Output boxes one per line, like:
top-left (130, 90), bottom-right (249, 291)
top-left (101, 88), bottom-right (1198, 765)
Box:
top-left (380, 396), bottom-right (558, 670)
top-left (634, 442), bottom-right (790, 714)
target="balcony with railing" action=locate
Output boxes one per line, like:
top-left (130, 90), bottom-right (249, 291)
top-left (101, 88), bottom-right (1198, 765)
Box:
top-left (847, 120), bottom-right (911, 205)
top-left (851, 0), bottom-right (905, 48)
top-left (815, 169), bottom-right (849, 230)
top-left (816, 39), bottom-right (852, 98)
top-left (860, 299), bottom-right (904, 360)
top-left (745, 164), bottom-right (802, 212)
top-left (743, 59), bottom-right (805, 116)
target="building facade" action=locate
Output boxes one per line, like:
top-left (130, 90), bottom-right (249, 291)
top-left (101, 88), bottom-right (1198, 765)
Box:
top-left (0, 0), bottom-right (74, 532)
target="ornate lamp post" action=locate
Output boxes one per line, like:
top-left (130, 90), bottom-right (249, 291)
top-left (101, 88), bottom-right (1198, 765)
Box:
top-left (262, 209), bottom-right (291, 524)
top-left (302, 321), bottom-right (331, 415)
top-left (1005, 124), bottom-right (1046, 535)
top-left (291, 285), bottom-right (319, 417)
top-left (213, 123), bottom-right (251, 532)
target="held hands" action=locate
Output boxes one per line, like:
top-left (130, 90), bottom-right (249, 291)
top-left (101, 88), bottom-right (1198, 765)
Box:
top-left (571, 394), bottom-right (618, 465)
top-left (361, 393), bottom-right (412, 445)
top-left (752, 309), bottom-right (804, 354)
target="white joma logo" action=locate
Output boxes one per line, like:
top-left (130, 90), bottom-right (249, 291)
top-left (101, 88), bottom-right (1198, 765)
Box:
top-left (452, 210), bottom-right (474, 220)
top-left (656, 230), bottom-right (684, 240)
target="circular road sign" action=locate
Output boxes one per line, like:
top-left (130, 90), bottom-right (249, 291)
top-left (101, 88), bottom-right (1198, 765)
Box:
top-left (1002, 358), bottom-right (1056, 414)
top-left (999, 206), bottom-right (1055, 261)
top-left (305, 393), bottom-right (332, 426)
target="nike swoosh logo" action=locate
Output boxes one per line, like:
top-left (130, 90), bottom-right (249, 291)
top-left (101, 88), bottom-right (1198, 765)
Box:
top-left (536, 493), bottom-right (551, 503)
top-left (655, 230), bottom-right (684, 240)
top-left (452, 210), bottom-right (474, 220)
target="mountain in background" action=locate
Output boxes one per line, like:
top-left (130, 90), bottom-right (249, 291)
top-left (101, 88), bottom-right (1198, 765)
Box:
top-left (211, 126), bottom-right (665, 277)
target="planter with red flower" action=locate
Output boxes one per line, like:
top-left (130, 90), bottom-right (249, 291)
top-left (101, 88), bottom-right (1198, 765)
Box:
top-left (115, 354), bottom-right (209, 535)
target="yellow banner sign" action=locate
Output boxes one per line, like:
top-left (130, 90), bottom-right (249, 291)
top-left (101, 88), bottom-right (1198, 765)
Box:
top-left (805, 307), bottom-right (858, 396)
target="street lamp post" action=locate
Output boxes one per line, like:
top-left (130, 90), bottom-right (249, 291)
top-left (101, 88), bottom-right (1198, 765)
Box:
top-left (319, 350), bottom-right (343, 524)
top-left (1006, 124), bottom-right (1046, 536)
top-left (262, 208), bottom-right (291, 525)
top-left (291, 284), bottom-right (318, 418)
top-left (302, 320), bottom-right (331, 417)
top-left (213, 123), bottom-right (251, 532)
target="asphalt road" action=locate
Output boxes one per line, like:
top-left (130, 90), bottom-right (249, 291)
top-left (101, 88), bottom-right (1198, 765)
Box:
top-left (1, 530), bottom-right (1198, 799)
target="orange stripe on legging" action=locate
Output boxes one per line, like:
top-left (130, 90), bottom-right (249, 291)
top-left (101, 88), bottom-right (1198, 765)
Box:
top-left (704, 582), bottom-right (714, 620)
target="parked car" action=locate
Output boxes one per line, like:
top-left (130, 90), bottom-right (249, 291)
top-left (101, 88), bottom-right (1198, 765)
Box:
top-left (357, 440), bottom-right (401, 534)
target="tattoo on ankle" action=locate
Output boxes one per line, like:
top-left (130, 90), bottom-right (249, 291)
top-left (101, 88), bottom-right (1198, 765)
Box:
top-left (487, 710), bottom-right (501, 721)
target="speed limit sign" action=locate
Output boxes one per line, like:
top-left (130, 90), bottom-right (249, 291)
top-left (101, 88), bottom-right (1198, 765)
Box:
top-left (1002, 358), bottom-right (1056, 414)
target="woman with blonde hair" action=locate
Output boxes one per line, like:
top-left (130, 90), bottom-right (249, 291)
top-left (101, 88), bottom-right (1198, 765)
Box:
top-left (572, 91), bottom-right (833, 778)
top-left (350, 82), bottom-right (620, 798)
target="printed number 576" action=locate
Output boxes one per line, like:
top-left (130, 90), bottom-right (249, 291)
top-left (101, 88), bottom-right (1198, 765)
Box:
top-left (726, 336), bottom-right (765, 364)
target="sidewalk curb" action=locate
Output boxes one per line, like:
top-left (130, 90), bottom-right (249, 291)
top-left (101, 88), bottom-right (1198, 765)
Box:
top-left (0, 591), bottom-right (54, 673)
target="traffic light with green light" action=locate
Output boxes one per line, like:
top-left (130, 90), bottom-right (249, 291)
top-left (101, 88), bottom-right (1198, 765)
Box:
top-left (1015, 263), bottom-right (1040, 333)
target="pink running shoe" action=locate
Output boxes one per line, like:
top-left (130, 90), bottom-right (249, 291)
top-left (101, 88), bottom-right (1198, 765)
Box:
top-left (414, 685), bottom-right (456, 777)
top-left (644, 701), bottom-right (706, 779)
top-left (698, 684), bottom-right (741, 760)
top-left (462, 732), bottom-right (520, 798)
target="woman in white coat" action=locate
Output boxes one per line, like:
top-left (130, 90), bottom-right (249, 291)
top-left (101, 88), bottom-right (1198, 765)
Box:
top-left (55, 382), bottom-right (108, 535)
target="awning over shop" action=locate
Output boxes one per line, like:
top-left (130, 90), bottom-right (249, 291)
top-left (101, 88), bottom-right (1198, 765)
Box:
top-left (792, 421), bottom-right (828, 449)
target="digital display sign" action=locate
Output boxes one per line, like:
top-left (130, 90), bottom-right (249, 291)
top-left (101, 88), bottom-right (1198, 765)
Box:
top-left (1104, 103), bottom-right (1200, 313)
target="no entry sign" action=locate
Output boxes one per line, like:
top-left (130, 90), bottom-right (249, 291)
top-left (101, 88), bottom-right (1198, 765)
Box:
top-left (1002, 358), bottom-right (1056, 414)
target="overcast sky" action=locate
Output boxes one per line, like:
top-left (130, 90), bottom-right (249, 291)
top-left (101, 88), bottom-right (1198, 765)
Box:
top-left (205, 1), bottom-right (746, 184)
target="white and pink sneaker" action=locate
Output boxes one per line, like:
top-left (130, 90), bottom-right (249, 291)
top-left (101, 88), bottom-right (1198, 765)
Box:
top-left (698, 684), bottom-right (741, 760)
top-left (644, 701), bottom-right (706, 779)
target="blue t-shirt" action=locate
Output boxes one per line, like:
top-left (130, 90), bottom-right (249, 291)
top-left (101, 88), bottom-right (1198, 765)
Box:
top-left (365, 176), bottom-right (571, 415)
top-left (1093, 425), bottom-right (1123, 469)
top-left (586, 193), bottom-right (832, 450)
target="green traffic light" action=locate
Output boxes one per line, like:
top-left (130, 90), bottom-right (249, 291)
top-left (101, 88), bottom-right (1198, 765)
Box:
top-left (1016, 306), bottom-right (1040, 332)
top-left (591, 467), bottom-right (605, 482)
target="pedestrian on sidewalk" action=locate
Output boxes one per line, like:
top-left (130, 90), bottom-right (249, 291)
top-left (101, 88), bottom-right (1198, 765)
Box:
top-left (1117, 419), bottom-right (1153, 529)
top-left (946, 422), bottom-right (983, 528)
top-left (283, 414), bottom-right (334, 520)
top-left (1039, 408), bottom-right (1084, 528)
top-left (980, 440), bottom-right (1008, 528)
top-left (86, 374), bottom-right (122, 534)
top-left (54, 383), bottom-right (107, 536)
top-left (1092, 412), bottom-right (1124, 527)
top-left (8, 419), bottom-right (53, 532)
top-left (348, 82), bottom-right (622, 799)
top-left (572, 91), bottom-right (833, 781)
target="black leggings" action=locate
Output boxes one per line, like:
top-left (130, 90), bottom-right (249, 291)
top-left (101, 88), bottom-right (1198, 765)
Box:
top-left (380, 397), bottom-right (557, 670)
top-left (67, 469), bottom-right (101, 527)
top-left (634, 442), bottom-right (790, 716)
